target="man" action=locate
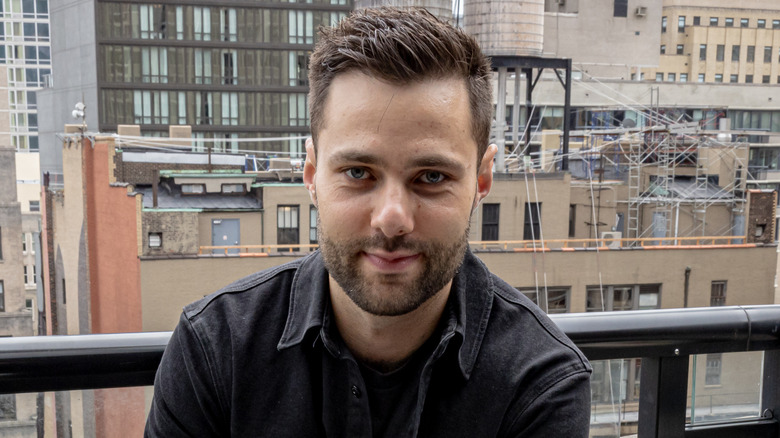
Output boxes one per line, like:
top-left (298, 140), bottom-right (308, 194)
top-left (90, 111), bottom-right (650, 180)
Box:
top-left (146, 7), bottom-right (591, 437)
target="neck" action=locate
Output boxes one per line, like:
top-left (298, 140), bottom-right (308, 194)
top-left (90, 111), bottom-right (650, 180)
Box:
top-left (329, 278), bottom-right (451, 371)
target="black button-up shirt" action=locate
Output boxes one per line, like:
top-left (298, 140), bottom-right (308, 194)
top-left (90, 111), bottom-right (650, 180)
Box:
top-left (146, 251), bottom-right (591, 437)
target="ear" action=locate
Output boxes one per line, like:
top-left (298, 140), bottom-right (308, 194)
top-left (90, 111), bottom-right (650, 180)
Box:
top-left (303, 138), bottom-right (317, 205)
top-left (473, 144), bottom-right (496, 210)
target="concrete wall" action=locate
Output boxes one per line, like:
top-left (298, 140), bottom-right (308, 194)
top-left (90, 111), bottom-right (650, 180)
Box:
top-left (14, 152), bottom-right (40, 214)
top-left (142, 211), bottom-right (200, 256)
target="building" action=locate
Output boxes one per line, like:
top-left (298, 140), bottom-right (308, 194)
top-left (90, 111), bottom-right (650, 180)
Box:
top-left (36, 0), bottom-right (352, 176)
top-left (0, 0), bottom-right (51, 152)
top-left (644, 0), bottom-right (780, 84)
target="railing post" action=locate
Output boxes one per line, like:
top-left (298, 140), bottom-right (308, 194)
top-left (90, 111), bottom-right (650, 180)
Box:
top-left (762, 350), bottom-right (780, 421)
top-left (639, 355), bottom-right (689, 438)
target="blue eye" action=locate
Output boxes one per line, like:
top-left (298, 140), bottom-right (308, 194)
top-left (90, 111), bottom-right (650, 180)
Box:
top-left (420, 171), bottom-right (445, 184)
top-left (346, 168), bottom-right (368, 179)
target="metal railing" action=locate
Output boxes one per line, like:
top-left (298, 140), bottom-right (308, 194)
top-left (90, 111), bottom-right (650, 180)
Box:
top-left (197, 236), bottom-right (754, 256)
top-left (2, 306), bottom-right (779, 437)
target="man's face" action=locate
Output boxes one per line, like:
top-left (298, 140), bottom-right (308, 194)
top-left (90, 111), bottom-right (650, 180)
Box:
top-left (304, 72), bottom-right (494, 317)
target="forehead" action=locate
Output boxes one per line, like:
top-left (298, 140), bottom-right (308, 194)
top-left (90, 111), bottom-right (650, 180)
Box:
top-left (316, 72), bottom-right (476, 164)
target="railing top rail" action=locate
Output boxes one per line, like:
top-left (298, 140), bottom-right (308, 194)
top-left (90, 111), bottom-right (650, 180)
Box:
top-left (2, 306), bottom-right (779, 394)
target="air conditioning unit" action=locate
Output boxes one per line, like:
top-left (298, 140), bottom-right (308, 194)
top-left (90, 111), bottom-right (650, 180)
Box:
top-left (635, 7), bottom-right (647, 17)
top-left (601, 231), bottom-right (623, 249)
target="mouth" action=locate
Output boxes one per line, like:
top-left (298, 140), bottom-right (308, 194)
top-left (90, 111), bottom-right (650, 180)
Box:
top-left (362, 251), bottom-right (421, 273)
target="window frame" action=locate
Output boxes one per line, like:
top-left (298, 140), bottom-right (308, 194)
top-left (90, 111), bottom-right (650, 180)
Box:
top-left (481, 203), bottom-right (500, 241)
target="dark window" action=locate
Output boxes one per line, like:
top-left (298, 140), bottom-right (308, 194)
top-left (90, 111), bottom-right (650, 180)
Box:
top-left (569, 205), bottom-right (576, 238)
top-left (613, 0), bottom-right (627, 17)
top-left (710, 17), bottom-right (718, 26)
top-left (716, 44), bottom-right (724, 61)
top-left (0, 393), bottom-right (15, 420)
top-left (693, 16), bottom-right (700, 26)
top-left (309, 205), bottom-right (318, 245)
top-left (746, 74), bottom-right (753, 83)
top-left (524, 202), bottom-right (542, 240)
top-left (668, 73), bottom-right (676, 82)
top-left (763, 75), bottom-right (771, 84)
top-left (660, 45), bottom-right (666, 55)
top-left (676, 44), bottom-right (684, 55)
top-left (277, 205), bottom-right (300, 249)
top-left (774, 20), bottom-right (780, 29)
top-left (725, 17), bottom-right (733, 27)
top-left (29, 200), bottom-right (39, 212)
top-left (711, 281), bottom-right (727, 306)
top-left (678, 16), bottom-right (685, 32)
top-left (481, 203), bottom-right (500, 241)
top-left (0, 281), bottom-right (4, 312)
top-left (62, 279), bottom-right (66, 305)
top-left (747, 45), bottom-right (755, 62)
top-left (730, 74), bottom-right (738, 83)
top-left (741, 18), bottom-right (749, 28)
top-left (732, 45), bottom-right (740, 62)
top-left (699, 44), bottom-right (707, 61)
top-left (586, 284), bottom-right (660, 312)
top-left (765, 46), bottom-right (772, 63)
top-left (680, 73), bottom-right (688, 82)
top-left (758, 19), bottom-right (766, 28)
top-left (714, 74), bottom-right (723, 83)
top-left (662, 16), bottom-right (667, 33)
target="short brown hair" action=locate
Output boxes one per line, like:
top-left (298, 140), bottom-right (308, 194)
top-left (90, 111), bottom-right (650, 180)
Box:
top-left (308, 7), bottom-right (492, 163)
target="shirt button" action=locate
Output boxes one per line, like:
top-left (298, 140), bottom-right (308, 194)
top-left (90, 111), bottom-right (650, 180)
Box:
top-left (351, 385), bottom-right (362, 398)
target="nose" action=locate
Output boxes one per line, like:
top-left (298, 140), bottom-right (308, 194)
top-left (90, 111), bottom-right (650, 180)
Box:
top-left (370, 181), bottom-right (415, 238)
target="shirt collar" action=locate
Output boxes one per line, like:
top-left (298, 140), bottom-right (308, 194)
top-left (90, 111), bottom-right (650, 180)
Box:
top-left (277, 250), bottom-right (495, 379)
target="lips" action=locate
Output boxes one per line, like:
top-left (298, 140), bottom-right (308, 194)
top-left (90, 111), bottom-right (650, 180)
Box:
top-left (362, 251), bottom-right (421, 273)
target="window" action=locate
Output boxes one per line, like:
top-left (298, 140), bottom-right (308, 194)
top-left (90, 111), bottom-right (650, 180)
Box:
top-left (481, 204), bottom-right (500, 241)
top-left (730, 74), bottom-right (738, 83)
top-left (667, 73), bottom-right (676, 82)
top-left (680, 73), bottom-right (688, 82)
top-left (139, 4), bottom-right (166, 39)
top-left (660, 45), bottom-right (666, 55)
top-left (25, 298), bottom-right (32, 309)
top-left (662, 16), bottom-right (667, 33)
top-left (699, 44), bottom-right (707, 61)
top-left (678, 16), bottom-right (685, 32)
top-left (763, 75), bottom-right (771, 84)
top-left (747, 46), bottom-right (755, 62)
top-left (586, 284), bottom-right (660, 312)
top-left (732, 45), bottom-right (740, 62)
top-left (141, 47), bottom-right (168, 84)
top-left (220, 8), bottom-right (237, 42)
top-left (758, 19), bottom-right (766, 28)
top-left (194, 48), bottom-right (212, 84)
top-left (705, 353), bottom-right (722, 385)
top-left (221, 183), bottom-right (244, 194)
top-left (746, 74), bottom-right (753, 83)
top-left (133, 90), bottom-right (169, 125)
top-left (221, 92), bottom-right (238, 125)
top-left (22, 233), bottom-right (27, 253)
top-left (277, 205), bottom-right (300, 248)
top-left (24, 265), bottom-right (36, 285)
top-left (29, 200), bottom-right (40, 212)
top-left (0, 227), bottom-right (2, 260)
top-left (714, 74), bottom-right (723, 83)
top-left (568, 205), bottom-right (576, 238)
top-left (518, 287), bottom-right (570, 313)
top-left (148, 233), bottom-right (162, 248)
top-left (0, 281), bottom-right (4, 311)
top-left (0, 393), bottom-right (15, 420)
top-left (774, 20), bottom-right (780, 29)
top-left (716, 44), bottom-right (724, 61)
top-left (181, 184), bottom-right (205, 194)
top-left (309, 205), bottom-right (318, 245)
top-left (193, 7), bottom-right (211, 40)
top-left (676, 44), bottom-right (684, 55)
top-left (693, 16), bottom-right (700, 26)
top-left (740, 18), bottom-right (749, 28)
top-left (710, 17), bottom-right (718, 26)
top-left (613, 0), bottom-right (627, 17)
top-left (655, 72), bottom-right (663, 82)
top-left (221, 50), bottom-right (237, 84)
top-left (725, 17), bottom-right (733, 27)
top-left (196, 91), bottom-right (212, 124)
top-left (524, 202), bottom-right (542, 240)
top-left (765, 46), bottom-right (772, 63)
top-left (711, 281), bottom-right (727, 306)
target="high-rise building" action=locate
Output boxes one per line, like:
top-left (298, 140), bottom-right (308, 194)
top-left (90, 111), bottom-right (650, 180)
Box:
top-left (0, 0), bottom-right (51, 152)
top-left (37, 0), bottom-right (352, 175)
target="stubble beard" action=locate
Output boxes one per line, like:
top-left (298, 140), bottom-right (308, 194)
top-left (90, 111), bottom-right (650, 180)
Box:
top-left (319, 221), bottom-right (470, 317)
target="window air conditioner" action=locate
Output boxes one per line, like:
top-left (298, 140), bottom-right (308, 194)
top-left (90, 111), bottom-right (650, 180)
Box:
top-left (600, 231), bottom-right (623, 249)
top-left (635, 7), bottom-right (647, 17)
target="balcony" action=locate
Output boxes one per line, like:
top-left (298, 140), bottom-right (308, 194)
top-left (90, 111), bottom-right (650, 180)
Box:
top-left (2, 306), bottom-right (780, 437)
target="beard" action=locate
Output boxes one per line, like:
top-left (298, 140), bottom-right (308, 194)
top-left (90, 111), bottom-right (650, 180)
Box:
top-left (319, 222), bottom-right (470, 317)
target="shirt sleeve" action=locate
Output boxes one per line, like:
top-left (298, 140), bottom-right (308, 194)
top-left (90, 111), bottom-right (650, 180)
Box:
top-left (145, 313), bottom-right (228, 437)
top-left (501, 369), bottom-right (592, 438)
